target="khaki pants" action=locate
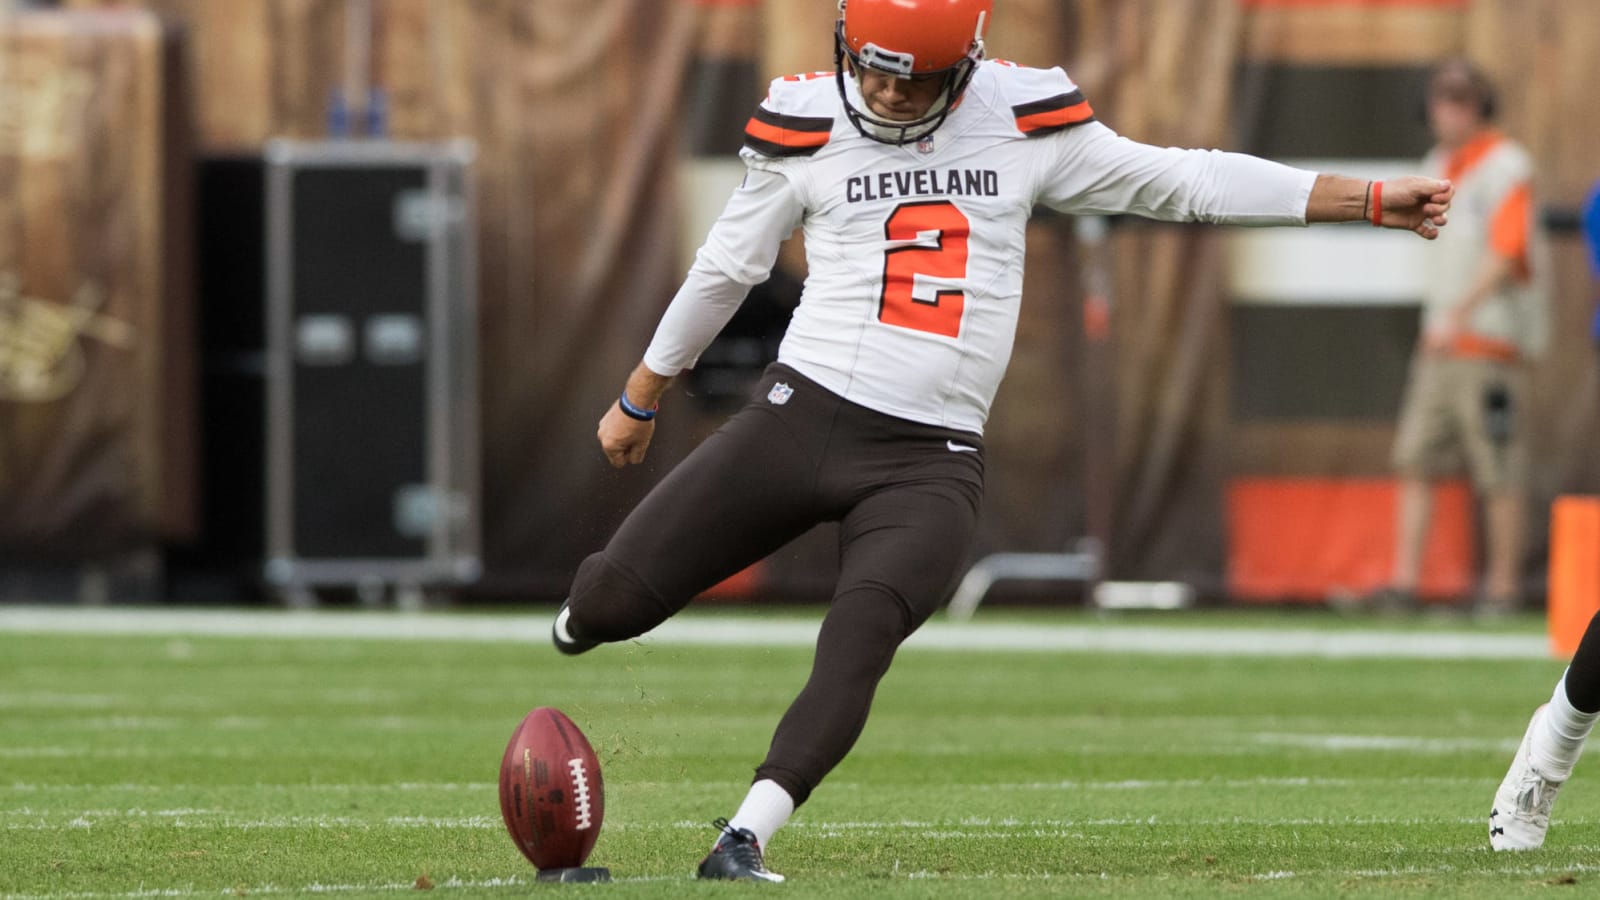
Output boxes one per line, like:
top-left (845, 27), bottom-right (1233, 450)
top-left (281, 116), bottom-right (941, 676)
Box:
top-left (1392, 355), bottom-right (1528, 492)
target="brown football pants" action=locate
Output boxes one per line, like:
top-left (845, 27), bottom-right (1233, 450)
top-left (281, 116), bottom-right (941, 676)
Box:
top-left (565, 363), bottom-right (984, 805)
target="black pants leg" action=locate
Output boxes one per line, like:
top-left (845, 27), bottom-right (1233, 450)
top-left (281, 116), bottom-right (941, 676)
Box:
top-left (755, 472), bottom-right (982, 805)
top-left (1566, 610), bottom-right (1600, 713)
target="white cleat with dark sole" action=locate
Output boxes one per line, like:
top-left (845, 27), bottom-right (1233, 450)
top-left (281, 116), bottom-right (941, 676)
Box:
top-left (1490, 704), bottom-right (1564, 851)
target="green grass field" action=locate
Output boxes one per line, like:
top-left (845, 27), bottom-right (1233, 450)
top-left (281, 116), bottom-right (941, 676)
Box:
top-left (2, 607), bottom-right (1595, 897)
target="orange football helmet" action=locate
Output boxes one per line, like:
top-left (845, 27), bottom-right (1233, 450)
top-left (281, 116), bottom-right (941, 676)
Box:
top-left (834, 0), bottom-right (993, 144)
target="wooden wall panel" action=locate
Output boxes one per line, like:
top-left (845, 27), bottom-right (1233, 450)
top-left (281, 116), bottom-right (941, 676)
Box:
top-left (0, 10), bottom-right (194, 556)
top-left (761, 0), bottom-right (832, 79)
top-left (68, 0), bottom-right (342, 149)
top-left (985, 0), bottom-right (1067, 66)
top-left (1243, 7), bottom-right (1463, 65)
top-left (1466, 0), bottom-right (1600, 205)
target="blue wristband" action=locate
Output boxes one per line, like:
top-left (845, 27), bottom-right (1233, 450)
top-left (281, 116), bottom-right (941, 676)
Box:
top-left (618, 389), bottom-right (657, 422)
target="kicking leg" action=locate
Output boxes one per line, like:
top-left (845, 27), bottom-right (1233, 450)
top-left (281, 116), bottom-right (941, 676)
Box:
top-left (558, 403), bottom-right (818, 651)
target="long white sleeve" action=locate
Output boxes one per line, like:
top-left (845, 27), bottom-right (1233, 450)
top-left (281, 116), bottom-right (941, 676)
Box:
top-left (1037, 121), bottom-right (1315, 226)
top-left (642, 169), bottom-right (805, 376)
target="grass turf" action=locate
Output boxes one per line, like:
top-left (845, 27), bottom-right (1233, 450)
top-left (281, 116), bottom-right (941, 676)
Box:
top-left (1, 609), bottom-right (1594, 897)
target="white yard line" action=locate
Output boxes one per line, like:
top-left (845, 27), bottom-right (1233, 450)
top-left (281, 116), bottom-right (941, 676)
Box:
top-left (4, 782), bottom-right (497, 792)
top-left (0, 606), bottom-right (1554, 659)
top-left (11, 863), bottom-right (1596, 900)
top-left (0, 875), bottom-right (690, 900)
top-left (998, 775), bottom-right (1490, 789)
top-left (1250, 861), bottom-right (1600, 881)
top-left (7, 864), bottom-right (1594, 900)
top-left (1253, 733), bottom-right (1520, 753)
top-left (0, 877), bottom-right (631, 900)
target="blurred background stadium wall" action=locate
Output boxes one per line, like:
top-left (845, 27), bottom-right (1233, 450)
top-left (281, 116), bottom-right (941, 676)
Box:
top-left (0, 8), bottom-right (196, 568)
top-left (1, 0), bottom-right (1596, 606)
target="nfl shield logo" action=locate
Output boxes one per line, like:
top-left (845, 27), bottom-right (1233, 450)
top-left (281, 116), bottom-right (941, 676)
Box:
top-left (767, 382), bottom-right (794, 405)
top-left (917, 134), bottom-right (935, 154)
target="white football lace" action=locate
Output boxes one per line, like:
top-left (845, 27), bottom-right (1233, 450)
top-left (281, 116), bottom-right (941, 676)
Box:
top-left (568, 758), bottom-right (594, 830)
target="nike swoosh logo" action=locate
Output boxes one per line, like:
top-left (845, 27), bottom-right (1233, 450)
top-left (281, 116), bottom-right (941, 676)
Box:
top-left (947, 441), bottom-right (979, 453)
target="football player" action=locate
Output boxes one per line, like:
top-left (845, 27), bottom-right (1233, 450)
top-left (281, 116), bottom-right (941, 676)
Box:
top-left (1491, 613), bottom-right (1600, 850)
top-left (1490, 181), bottom-right (1600, 848)
top-left (553, 0), bottom-right (1454, 881)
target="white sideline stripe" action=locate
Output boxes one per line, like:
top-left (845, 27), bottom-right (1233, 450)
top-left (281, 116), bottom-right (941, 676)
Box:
top-left (3, 775), bottom-right (1487, 794)
top-left (0, 606), bottom-right (1553, 659)
top-left (10, 812), bottom-right (1570, 831)
top-left (696, 816), bottom-right (1518, 829)
top-left (0, 739), bottom-right (1503, 761)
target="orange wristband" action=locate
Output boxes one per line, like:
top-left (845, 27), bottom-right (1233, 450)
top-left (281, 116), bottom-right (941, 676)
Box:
top-left (1369, 180), bottom-right (1384, 228)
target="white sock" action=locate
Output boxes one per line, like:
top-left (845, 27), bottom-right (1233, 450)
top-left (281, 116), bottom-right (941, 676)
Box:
top-left (723, 779), bottom-right (795, 850)
top-left (1532, 673), bottom-right (1600, 780)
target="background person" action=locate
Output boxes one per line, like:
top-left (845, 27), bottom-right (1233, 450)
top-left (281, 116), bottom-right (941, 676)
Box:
top-left (1382, 59), bottom-right (1548, 615)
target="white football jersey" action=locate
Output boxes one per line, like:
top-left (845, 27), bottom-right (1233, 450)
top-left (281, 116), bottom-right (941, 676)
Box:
top-left (645, 61), bottom-right (1317, 434)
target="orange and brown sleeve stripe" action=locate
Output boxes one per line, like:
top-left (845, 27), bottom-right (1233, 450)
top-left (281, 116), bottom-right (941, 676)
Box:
top-left (743, 106), bottom-right (832, 157)
top-left (1013, 90), bottom-right (1095, 137)
top-left (1490, 181), bottom-right (1533, 281)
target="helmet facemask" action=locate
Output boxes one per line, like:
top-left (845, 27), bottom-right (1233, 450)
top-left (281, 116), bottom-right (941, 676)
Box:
top-left (833, 16), bottom-right (984, 146)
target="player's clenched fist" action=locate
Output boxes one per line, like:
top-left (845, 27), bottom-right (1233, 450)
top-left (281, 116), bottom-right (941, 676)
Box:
top-left (1380, 175), bottom-right (1455, 239)
top-left (596, 361), bottom-right (670, 467)
top-left (597, 405), bottom-right (653, 468)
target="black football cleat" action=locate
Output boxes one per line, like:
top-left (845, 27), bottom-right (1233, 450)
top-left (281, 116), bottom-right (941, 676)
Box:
top-left (550, 600), bottom-right (599, 656)
top-left (697, 818), bottom-right (785, 882)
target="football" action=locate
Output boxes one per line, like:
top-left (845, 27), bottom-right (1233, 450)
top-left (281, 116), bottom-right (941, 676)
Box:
top-left (498, 707), bottom-right (605, 870)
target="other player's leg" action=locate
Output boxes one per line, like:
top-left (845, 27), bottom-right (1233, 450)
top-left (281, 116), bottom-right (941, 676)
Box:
top-left (1491, 609), bottom-right (1600, 849)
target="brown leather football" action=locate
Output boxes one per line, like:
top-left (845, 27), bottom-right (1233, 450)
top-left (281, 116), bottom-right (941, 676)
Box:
top-left (498, 707), bottom-right (604, 870)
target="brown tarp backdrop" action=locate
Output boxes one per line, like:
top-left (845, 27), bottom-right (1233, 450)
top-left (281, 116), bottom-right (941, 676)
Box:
top-left (6, 0), bottom-right (1598, 602)
top-left (0, 10), bottom-right (195, 560)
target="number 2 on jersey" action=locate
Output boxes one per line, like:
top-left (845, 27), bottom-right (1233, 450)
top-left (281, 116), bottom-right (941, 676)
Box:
top-left (879, 201), bottom-right (970, 338)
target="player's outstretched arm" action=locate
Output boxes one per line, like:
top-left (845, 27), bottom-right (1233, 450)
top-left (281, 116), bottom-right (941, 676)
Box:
top-left (598, 362), bottom-right (672, 468)
top-left (1306, 173), bottom-right (1454, 239)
